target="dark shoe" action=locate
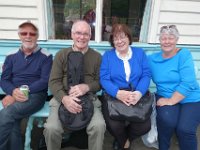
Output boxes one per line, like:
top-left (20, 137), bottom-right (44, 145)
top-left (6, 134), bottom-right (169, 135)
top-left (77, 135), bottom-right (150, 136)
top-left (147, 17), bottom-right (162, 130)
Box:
top-left (113, 139), bottom-right (121, 150)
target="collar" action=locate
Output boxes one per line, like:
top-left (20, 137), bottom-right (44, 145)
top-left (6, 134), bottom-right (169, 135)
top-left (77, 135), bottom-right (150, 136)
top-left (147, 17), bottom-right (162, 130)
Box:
top-left (116, 47), bottom-right (132, 61)
top-left (20, 45), bottom-right (40, 55)
top-left (72, 45), bottom-right (89, 54)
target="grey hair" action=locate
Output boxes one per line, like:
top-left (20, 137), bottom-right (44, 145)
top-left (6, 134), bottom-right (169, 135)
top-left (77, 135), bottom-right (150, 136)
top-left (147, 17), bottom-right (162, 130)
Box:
top-left (159, 25), bottom-right (179, 39)
top-left (71, 20), bottom-right (91, 35)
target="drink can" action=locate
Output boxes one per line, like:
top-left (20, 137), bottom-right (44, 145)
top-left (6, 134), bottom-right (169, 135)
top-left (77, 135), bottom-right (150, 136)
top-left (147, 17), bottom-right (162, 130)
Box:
top-left (20, 85), bottom-right (29, 99)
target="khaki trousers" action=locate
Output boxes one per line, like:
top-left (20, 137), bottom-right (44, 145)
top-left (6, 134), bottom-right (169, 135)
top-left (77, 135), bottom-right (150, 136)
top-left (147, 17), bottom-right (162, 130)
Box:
top-left (43, 97), bottom-right (106, 150)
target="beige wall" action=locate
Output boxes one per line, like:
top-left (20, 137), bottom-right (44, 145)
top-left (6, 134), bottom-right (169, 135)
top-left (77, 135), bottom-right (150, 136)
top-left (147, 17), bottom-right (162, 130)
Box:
top-left (0, 0), bottom-right (47, 40)
top-left (148, 0), bottom-right (200, 45)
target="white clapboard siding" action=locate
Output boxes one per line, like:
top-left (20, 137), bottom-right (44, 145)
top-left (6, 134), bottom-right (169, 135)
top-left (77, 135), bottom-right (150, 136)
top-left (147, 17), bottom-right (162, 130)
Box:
top-left (0, 0), bottom-right (37, 6)
top-left (0, 7), bottom-right (38, 18)
top-left (0, 0), bottom-right (47, 40)
top-left (148, 0), bottom-right (200, 44)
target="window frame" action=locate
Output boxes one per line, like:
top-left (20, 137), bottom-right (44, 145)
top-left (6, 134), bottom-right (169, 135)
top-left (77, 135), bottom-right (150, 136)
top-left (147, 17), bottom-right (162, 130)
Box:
top-left (44, 0), bottom-right (151, 43)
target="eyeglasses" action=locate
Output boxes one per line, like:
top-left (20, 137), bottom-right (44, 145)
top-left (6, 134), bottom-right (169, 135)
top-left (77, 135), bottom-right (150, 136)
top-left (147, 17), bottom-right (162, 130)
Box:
top-left (73, 31), bottom-right (90, 38)
top-left (19, 32), bottom-right (37, 37)
top-left (160, 25), bottom-right (177, 32)
top-left (113, 34), bottom-right (127, 43)
top-left (160, 25), bottom-right (179, 38)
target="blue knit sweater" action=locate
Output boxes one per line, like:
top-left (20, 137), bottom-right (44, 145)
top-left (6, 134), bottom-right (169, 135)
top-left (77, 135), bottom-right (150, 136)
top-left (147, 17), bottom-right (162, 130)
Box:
top-left (0, 47), bottom-right (53, 95)
top-left (100, 47), bottom-right (151, 98)
top-left (148, 48), bottom-right (200, 103)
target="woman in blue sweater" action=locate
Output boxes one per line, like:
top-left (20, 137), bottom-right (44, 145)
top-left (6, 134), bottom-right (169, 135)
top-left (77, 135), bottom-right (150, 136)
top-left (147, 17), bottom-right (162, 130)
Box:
top-left (100, 24), bottom-right (151, 150)
top-left (148, 25), bottom-right (200, 150)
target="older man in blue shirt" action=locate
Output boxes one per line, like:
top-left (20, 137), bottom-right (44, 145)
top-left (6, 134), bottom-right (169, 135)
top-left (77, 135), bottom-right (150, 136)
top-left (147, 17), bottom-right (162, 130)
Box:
top-left (0, 21), bottom-right (52, 150)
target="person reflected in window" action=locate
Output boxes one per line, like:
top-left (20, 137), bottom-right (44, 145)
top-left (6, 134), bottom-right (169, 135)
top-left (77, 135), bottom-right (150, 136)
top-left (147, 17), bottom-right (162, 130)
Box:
top-left (83, 9), bottom-right (96, 40)
top-left (103, 16), bottom-right (119, 41)
top-left (148, 25), bottom-right (200, 150)
top-left (100, 24), bottom-right (151, 150)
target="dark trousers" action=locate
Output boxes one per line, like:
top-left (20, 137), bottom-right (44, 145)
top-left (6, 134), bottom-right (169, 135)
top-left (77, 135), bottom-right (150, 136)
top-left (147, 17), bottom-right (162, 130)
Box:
top-left (0, 92), bottom-right (47, 150)
top-left (102, 97), bottom-right (151, 149)
top-left (156, 95), bottom-right (200, 150)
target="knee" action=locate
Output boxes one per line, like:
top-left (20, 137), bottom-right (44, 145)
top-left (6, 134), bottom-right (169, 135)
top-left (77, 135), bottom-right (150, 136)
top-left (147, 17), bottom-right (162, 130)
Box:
top-left (157, 115), bottom-right (176, 129)
top-left (94, 121), bottom-right (106, 134)
top-left (0, 108), bottom-right (13, 124)
top-left (87, 120), bottom-right (106, 135)
top-left (134, 120), bottom-right (151, 136)
top-left (44, 122), bottom-right (63, 137)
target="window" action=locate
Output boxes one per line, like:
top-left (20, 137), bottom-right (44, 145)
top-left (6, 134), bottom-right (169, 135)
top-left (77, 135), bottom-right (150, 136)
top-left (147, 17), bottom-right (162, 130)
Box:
top-left (52, 0), bottom-right (96, 40)
top-left (52, 0), bottom-right (147, 42)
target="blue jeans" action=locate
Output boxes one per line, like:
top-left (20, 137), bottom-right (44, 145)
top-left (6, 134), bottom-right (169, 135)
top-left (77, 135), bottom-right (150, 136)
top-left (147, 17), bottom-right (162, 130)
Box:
top-left (0, 92), bottom-right (47, 150)
top-left (156, 95), bottom-right (200, 150)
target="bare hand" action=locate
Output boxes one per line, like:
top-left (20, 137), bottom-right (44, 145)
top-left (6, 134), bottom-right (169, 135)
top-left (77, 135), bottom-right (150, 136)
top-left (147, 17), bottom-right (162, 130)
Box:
top-left (157, 97), bottom-right (173, 106)
top-left (69, 84), bottom-right (89, 97)
top-left (12, 88), bottom-right (28, 102)
top-left (116, 90), bottom-right (132, 106)
top-left (2, 95), bottom-right (15, 107)
top-left (128, 91), bottom-right (142, 105)
top-left (62, 95), bottom-right (82, 114)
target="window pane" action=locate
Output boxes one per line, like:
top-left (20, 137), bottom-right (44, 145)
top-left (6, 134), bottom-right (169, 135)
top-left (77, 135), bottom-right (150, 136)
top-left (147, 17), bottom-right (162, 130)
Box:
top-left (103, 0), bottom-right (147, 42)
top-left (52, 0), bottom-right (96, 40)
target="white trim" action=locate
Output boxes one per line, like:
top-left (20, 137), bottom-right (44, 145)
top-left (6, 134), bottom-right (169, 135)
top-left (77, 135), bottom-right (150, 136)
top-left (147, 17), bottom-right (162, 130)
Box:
top-left (147, 0), bottom-right (161, 43)
top-left (95, 0), bottom-right (103, 43)
top-left (37, 0), bottom-right (47, 40)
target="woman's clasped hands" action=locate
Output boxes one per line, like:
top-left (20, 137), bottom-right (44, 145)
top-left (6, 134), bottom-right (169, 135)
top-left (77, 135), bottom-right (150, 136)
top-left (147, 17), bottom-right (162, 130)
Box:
top-left (116, 90), bottom-right (142, 106)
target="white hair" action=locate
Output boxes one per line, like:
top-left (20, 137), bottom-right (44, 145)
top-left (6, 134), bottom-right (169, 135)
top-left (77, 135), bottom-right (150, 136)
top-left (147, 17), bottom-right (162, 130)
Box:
top-left (159, 25), bottom-right (179, 39)
top-left (71, 20), bottom-right (91, 35)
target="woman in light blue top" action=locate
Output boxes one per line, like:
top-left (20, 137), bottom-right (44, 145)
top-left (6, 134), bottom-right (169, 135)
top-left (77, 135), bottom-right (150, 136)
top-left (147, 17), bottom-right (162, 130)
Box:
top-left (148, 25), bottom-right (200, 150)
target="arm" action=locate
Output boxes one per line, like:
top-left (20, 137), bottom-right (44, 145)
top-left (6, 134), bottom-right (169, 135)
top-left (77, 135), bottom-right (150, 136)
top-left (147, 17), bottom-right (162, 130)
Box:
top-left (0, 56), bottom-right (16, 95)
top-left (157, 91), bottom-right (185, 106)
top-left (175, 49), bottom-right (198, 97)
top-left (157, 49), bottom-right (196, 106)
top-left (49, 51), bottom-right (68, 102)
top-left (100, 51), bottom-right (119, 97)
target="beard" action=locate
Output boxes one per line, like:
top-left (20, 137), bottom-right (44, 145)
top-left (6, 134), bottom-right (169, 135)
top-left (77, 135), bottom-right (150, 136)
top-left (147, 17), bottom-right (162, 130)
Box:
top-left (22, 43), bottom-right (36, 50)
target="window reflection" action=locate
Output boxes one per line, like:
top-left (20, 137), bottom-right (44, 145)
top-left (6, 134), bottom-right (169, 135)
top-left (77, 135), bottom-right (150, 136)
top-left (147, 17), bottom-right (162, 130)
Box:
top-left (52, 0), bottom-right (146, 41)
top-left (103, 0), bottom-right (147, 42)
top-left (52, 0), bottom-right (96, 40)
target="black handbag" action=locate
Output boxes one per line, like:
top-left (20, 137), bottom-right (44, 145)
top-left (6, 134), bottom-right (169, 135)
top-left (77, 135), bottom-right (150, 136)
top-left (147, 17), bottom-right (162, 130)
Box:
top-left (59, 93), bottom-right (94, 131)
top-left (105, 91), bottom-right (154, 122)
top-left (58, 51), bottom-right (94, 131)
